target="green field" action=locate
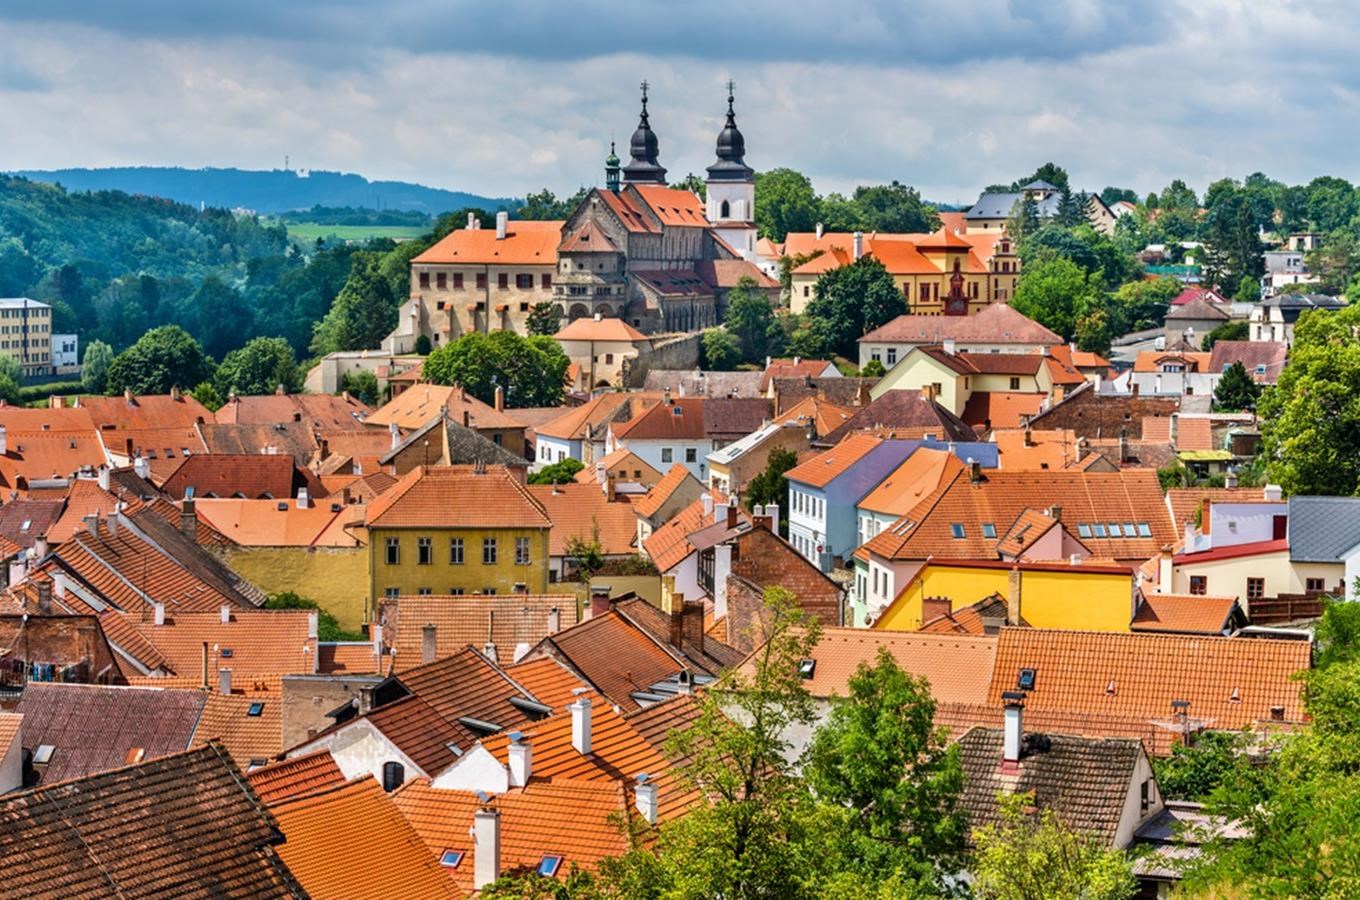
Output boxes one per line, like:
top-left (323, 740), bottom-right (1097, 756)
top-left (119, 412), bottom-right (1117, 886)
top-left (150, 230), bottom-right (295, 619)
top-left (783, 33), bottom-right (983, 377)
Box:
top-left (279, 222), bottom-right (429, 243)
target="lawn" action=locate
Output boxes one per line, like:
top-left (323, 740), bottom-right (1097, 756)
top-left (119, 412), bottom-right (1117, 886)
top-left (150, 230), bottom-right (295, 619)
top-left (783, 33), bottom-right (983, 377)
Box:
top-left (280, 222), bottom-right (429, 244)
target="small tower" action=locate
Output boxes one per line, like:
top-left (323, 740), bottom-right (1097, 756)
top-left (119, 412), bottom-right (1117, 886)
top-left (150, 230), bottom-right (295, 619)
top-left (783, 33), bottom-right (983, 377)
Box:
top-left (705, 81), bottom-right (757, 256)
top-left (621, 81), bottom-right (667, 186)
top-left (605, 141), bottom-right (621, 194)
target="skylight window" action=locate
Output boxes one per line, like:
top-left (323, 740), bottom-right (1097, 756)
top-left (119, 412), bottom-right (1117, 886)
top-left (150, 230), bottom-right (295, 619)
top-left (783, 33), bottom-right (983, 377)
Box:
top-left (1107, 524), bottom-right (1123, 537)
top-left (247, 702), bottom-right (264, 717)
top-left (1138, 523), bottom-right (1152, 537)
top-left (538, 856), bottom-right (563, 877)
top-left (798, 658), bottom-right (816, 679)
top-left (1077, 524), bottom-right (1092, 539)
top-left (1093, 524), bottom-right (1107, 538)
top-left (950, 524), bottom-right (966, 539)
top-left (1017, 668), bottom-right (1037, 691)
top-left (220, 648), bottom-right (234, 658)
top-left (19, 519), bottom-right (30, 533)
top-left (33, 744), bottom-right (55, 765)
top-left (1123, 523), bottom-right (1136, 537)
top-left (440, 850), bottom-right (465, 869)
top-left (982, 523), bottom-right (997, 539)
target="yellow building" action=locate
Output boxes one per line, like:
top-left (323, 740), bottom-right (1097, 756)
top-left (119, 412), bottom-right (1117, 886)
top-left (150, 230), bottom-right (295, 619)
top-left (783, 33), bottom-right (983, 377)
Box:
top-left (873, 559), bottom-right (1137, 633)
top-left (364, 465), bottom-right (552, 612)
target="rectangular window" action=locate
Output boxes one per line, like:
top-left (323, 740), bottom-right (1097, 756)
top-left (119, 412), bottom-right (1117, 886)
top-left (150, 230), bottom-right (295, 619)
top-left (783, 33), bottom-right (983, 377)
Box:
top-left (1307, 577), bottom-right (1326, 593)
top-left (418, 536), bottom-right (432, 565)
top-left (1093, 524), bottom-right (1107, 538)
top-left (605, 353), bottom-right (614, 364)
top-left (982, 523), bottom-right (997, 539)
top-left (1189, 575), bottom-right (1207, 596)
top-left (436, 272), bottom-right (447, 290)
top-left (418, 587), bottom-right (432, 596)
top-left (453, 272), bottom-right (464, 289)
top-left (1137, 523), bottom-right (1152, 537)
top-left (886, 348), bottom-right (897, 365)
top-left (385, 587), bottom-right (399, 599)
top-left (451, 587), bottom-right (465, 596)
top-left (450, 538), bottom-right (464, 564)
top-left (498, 273), bottom-right (509, 289)
top-left (483, 537), bottom-right (498, 565)
top-left (1247, 577), bottom-right (1265, 600)
top-left (476, 273), bottom-right (487, 289)
top-left (385, 537), bottom-right (400, 565)
top-left (1009, 377), bottom-right (1021, 390)
top-left (515, 537), bottom-right (530, 565)
top-left (685, 448), bottom-right (697, 463)
top-left (419, 272), bottom-right (430, 289)
top-left (950, 524), bottom-right (966, 539)
top-left (483, 588), bottom-right (497, 596)
top-left (661, 448), bottom-right (673, 463)
top-left (516, 273), bottom-right (533, 289)
top-left (541, 273), bottom-right (552, 288)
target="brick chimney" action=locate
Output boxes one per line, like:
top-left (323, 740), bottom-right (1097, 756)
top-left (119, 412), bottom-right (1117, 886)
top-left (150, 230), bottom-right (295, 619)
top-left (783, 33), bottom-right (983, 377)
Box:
top-left (589, 585), bottom-right (611, 619)
top-left (180, 499), bottom-right (197, 540)
top-left (1006, 567), bottom-right (1022, 626)
top-left (421, 623), bottom-right (437, 664)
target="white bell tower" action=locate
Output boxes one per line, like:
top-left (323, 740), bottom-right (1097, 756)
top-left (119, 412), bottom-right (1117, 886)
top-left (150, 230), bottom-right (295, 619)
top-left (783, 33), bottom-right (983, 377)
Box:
top-left (705, 81), bottom-right (757, 258)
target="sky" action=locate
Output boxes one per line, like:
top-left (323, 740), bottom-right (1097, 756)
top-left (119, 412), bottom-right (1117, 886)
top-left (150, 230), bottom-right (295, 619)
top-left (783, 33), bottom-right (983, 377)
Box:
top-left (0, 0), bottom-right (1357, 204)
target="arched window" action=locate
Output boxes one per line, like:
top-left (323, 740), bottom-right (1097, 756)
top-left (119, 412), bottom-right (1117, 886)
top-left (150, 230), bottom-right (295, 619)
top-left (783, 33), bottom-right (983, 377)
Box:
top-left (720, 199), bottom-right (730, 219)
top-left (382, 761), bottom-right (405, 792)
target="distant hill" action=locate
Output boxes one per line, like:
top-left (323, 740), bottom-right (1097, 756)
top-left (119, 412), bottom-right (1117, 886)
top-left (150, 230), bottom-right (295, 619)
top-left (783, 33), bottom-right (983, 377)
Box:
top-left (9, 167), bottom-right (518, 216)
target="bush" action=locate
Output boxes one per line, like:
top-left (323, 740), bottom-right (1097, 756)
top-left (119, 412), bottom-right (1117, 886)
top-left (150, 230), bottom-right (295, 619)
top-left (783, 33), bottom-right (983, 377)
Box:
top-left (414, 334), bottom-right (432, 356)
top-left (528, 458), bottom-right (584, 484)
top-left (265, 591), bottom-right (365, 642)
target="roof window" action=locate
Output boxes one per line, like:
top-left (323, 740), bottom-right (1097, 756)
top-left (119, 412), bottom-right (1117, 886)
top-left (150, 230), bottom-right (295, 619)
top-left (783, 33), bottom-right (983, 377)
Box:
top-left (32, 744), bottom-right (55, 765)
top-left (440, 850), bottom-right (465, 869)
top-left (1137, 523), bottom-right (1152, 537)
top-left (1017, 668), bottom-right (1036, 691)
top-left (950, 524), bottom-right (966, 539)
top-left (1077, 524), bottom-right (1092, 538)
top-left (981, 523), bottom-right (996, 539)
top-left (1093, 524), bottom-right (1107, 538)
top-left (220, 648), bottom-right (234, 658)
top-left (538, 855), bottom-right (563, 877)
top-left (247, 702), bottom-right (264, 717)
top-left (798, 658), bottom-right (816, 679)
top-left (1107, 524), bottom-right (1122, 537)
top-left (18, 519), bottom-right (30, 532)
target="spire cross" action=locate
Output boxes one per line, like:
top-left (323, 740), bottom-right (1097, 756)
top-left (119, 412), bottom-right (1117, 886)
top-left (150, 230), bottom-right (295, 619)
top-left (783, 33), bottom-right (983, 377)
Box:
top-left (640, 80), bottom-right (649, 103)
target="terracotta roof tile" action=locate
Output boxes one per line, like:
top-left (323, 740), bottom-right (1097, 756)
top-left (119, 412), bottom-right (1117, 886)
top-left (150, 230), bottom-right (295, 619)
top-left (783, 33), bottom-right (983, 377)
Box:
top-left (273, 777), bottom-right (459, 898)
top-left (194, 497), bottom-right (363, 547)
top-left (413, 219), bottom-right (561, 266)
top-left (365, 694), bottom-right (471, 773)
top-left (642, 490), bottom-right (733, 573)
top-left (760, 359), bottom-right (836, 393)
top-left (397, 647), bottom-right (537, 736)
top-left (1132, 594), bottom-right (1240, 635)
top-left (991, 428), bottom-right (1081, 472)
top-left (612, 397), bottom-right (769, 442)
top-left (365, 383), bottom-right (524, 431)
top-left (961, 391), bottom-right (1048, 430)
top-left (367, 465), bottom-right (550, 529)
top-left (0, 743), bottom-right (305, 898)
top-left (861, 304), bottom-right (1061, 346)
top-left (535, 393), bottom-right (662, 442)
top-left (535, 610), bottom-right (684, 713)
top-left (788, 627), bottom-right (997, 706)
top-left (554, 316), bottom-right (648, 342)
top-left (1176, 417), bottom-right (1215, 451)
top-left (528, 483), bottom-right (637, 556)
top-left (633, 463), bottom-right (698, 518)
top-left (575, 447), bottom-right (664, 489)
top-left (632, 185), bottom-right (708, 227)
top-left (381, 594), bottom-right (578, 668)
top-left (785, 432), bottom-right (884, 488)
top-left (772, 395), bottom-right (855, 436)
top-left (193, 690), bottom-right (285, 765)
top-left (694, 258), bottom-right (779, 290)
top-left (504, 657), bottom-right (590, 711)
top-left (986, 627), bottom-right (1310, 731)
top-left (819, 391), bottom-right (976, 446)
top-left (318, 642), bottom-right (382, 674)
top-left (124, 609), bottom-right (316, 680)
top-left (1208, 340), bottom-right (1288, 383)
top-left (247, 750), bottom-right (348, 805)
top-left (1165, 487), bottom-right (1266, 528)
top-left (0, 430), bottom-right (107, 489)
top-left (215, 392), bottom-right (371, 430)
top-left (160, 453), bottom-right (300, 500)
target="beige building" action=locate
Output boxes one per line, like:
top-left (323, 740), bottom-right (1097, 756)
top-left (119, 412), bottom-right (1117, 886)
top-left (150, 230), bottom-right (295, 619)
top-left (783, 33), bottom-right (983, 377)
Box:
top-left (553, 315), bottom-right (652, 390)
top-left (385, 214), bottom-right (563, 353)
top-left (0, 298), bottom-right (53, 376)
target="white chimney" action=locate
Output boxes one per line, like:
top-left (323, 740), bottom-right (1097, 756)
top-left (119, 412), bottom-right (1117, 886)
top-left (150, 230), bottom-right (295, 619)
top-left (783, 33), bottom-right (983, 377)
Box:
top-left (1264, 484), bottom-right (1283, 502)
top-left (389, 422), bottom-right (401, 451)
top-left (50, 569), bottom-right (66, 599)
top-left (495, 211), bottom-right (508, 240)
top-left (713, 543), bottom-right (733, 619)
top-left (1184, 523), bottom-right (1195, 551)
top-left (943, 339), bottom-right (957, 356)
top-left (815, 222), bottom-right (824, 240)
top-left (635, 773), bottom-right (658, 825)
top-left (296, 487), bottom-right (310, 510)
top-left (852, 230), bottom-right (864, 261)
top-left (483, 640), bottom-right (498, 661)
top-left (1003, 693), bottom-right (1024, 764)
top-left (467, 211), bottom-right (476, 230)
top-left (220, 604), bottom-right (231, 625)
top-left (134, 456), bottom-right (150, 480)
top-left (33, 535), bottom-right (48, 560)
top-left (766, 503), bottom-right (780, 535)
top-left (513, 641), bottom-right (531, 662)
top-left (97, 465), bottom-right (110, 491)
top-left (701, 494), bottom-right (714, 521)
top-left (218, 667), bottom-right (232, 695)
top-left (0, 424), bottom-right (6, 455)
top-left (508, 733), bottom-right (532, 788)
top-left (371, 622), bottom-right (383, 659)
top-left (547, 606), bottom-right (561, 635)
top-left (154, 602), bottom-right (166, 626)
top-left (473, 805), bottom-right (501, 889)
top-left (570, 693), bottom-right (593, 755)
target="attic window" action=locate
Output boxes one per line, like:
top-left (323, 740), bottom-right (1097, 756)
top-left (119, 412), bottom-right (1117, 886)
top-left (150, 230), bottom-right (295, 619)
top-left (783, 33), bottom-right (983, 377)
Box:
top-left (1123, 523), bottom-right (1136, 537)
top-left (798, 658), bottom-right (816, 679)
top-left (277, 502), bottom-right (288, 511)
top-left (1077, 524), bottom-right (1092, 538)
top-left (538, 856), bottom-right (563, 878)
top-left (247, 702), bottom-right (264, 717)
top-left (18, 520), bottom-right (30, 533)
top-left (672, 406), bottom-right (683, 416)
top-left (1107, 524), bottom-right (1122, 537)
top-left (1017, 668), bottom-right (1036, 691)
top-left (1093, 524), bottom-right (1108, 538)
top-left (1137, 523), bottom-right (1152, 537)
top-left (220, 648), bottom-right (234, 658)
top-left (440, 850), bottom-right (465, 869)
top-left (32, 744), bottom-right (55, 765)
top-left (950, 524), bottom-right (965, 539)
top-left (982, 523), bottom-right (996, 539)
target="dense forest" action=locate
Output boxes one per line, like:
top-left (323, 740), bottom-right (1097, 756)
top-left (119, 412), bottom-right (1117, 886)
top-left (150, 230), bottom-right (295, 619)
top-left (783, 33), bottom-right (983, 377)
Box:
top-left (11, 167), bottom-right (517, 216)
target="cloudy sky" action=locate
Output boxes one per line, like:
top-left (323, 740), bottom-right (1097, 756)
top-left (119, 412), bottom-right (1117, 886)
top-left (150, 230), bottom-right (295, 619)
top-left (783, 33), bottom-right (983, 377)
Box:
top-left (0, 0), bottom-right (1355, 203)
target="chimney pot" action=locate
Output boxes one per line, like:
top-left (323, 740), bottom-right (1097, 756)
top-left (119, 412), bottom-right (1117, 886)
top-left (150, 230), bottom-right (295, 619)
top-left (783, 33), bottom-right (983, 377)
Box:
top-left (495, 210), bottom-right (508, 240)
top-left (570, 693), bottom-right (593, 755)
top-left (547, 606), bottom-right (561, 634)
top-left (220, 605), bottom-right (231, 625)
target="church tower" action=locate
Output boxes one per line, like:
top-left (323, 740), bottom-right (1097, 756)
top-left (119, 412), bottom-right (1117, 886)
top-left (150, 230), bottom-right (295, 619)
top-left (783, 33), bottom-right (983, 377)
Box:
top-left (605, 141), bottom-right (621, 194)
top-left (705, 81), bottom-right (757, 257)
top-left (621, 82), bottom-right (667, 186)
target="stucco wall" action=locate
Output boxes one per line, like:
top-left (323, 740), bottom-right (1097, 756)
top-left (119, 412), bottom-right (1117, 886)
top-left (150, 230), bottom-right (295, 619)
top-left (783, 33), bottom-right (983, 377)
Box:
top-left (215, 546), bottom-right (369, 631)
top-left (620, 333), bottom-right (703, 388)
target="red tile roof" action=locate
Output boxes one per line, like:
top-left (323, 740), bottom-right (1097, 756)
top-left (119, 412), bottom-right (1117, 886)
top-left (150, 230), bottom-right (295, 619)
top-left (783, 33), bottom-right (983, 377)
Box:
top-left (632, 463), bottom-right (698, 518)
top-left (785, 432), bottom-right (884, 488)
top-left (366, 465), bottom-right (550, 529)
top-left (273, 777), bottom-right (459, 898)
top-left (554, 316), bottom-right (649, 343)
top-left (961, 391), bottom-right (1048, 430)
top-left (247, 751), bottom-right (348, 805)
top-left (412, 219), bottom-right (562, 266)
top-left (1165, 487), bottom-right (1268, 527)
top-left (860, 303), bottom-right (1061, 345)
top-left (504, 657), bottom-right (590, 711)
top-left (192, 689), bottom-right (285, 765)
top-left (632, 185), bottom-right (708, 227)
top-left (159, 453), bottom-right (299, 500)
top-left (380, 593), bottom-right (578, 668)
top-left (215, 392), bottom-right (371, 430)
top-left (528, 483), bottom-right (637, 556)
top-left (559, 220), bottom-right (618, 252)
top-left (365, 383), bottom-right (524, 431)
top-left (534, 610), bottom-right (684, 713)
top-left (1132, 594), bottom-right (1240, 635)
top-left (786, 627), bottom-right (997, 706)
top-left (124, 608), bottom-right (316, 680)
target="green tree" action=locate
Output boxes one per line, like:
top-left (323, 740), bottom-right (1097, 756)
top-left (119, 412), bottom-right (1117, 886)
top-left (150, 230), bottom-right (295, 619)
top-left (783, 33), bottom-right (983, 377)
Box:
top-left (724, 276), bottom-right (777, 362)
top-left (1152, 730), bottom-right (1252, 801)
top-left (1304, 175), bottom-right (1358, 233)
top-left (517, 187), bottom-right (588, 220)
top-left (309, 251), bottom-right (398, 355)
top-left (755, 169), bottom-right (820, 241)
top-left (972, 791), bottom-right (1137, 900)
top-left (803, 648), bottom-right (966, 890)
top-left (179, 274), bottom-right (253, 361)
top-left (1235, 275), bottom-right (1262, 303)
top-left (851, 181), bottom-right (940, 233)
top-left (1258, 304), bottom-right (1360, 494)
top-left (214, 336), bottom-right (301, 397)
top-left (190, 380), bottom-right (224, 411)
top-left (1108, 277), bottom-right (1179, 336)
top-left (1203, 187), bottom-right (1265, 290)
top-left (1100, 186), bottom-right (1139, 206)
top-left (859, 358), bottom-right (886, 377)
top-left (526, 301), bottom-right (561, 337)
top-left (1012, 163), bottom-right (1071, 192)
top-left (0, 356), bottom-right (19, 405)
top-left (81, 339), bottom-right (114, 393)
top-left (805, 256), bottom-right (904, 358)
top-left (1213, 361), bottom-right (1261, 412)
top-left (265, 591), bottom-right (364, 641)
top-left (564, 522), bottom-right (605, 583)
top-left (745, 447), bottom-right (798, 536)
top-left (1010, 255), bottom-right (1102, 341)
top-left (702, 328), bottom-right (742, 371)
top-left (423, 331), bottom-right (568, 408)
top-left (528, 457), bottom-right (584, 485)
top-left (106, 325), bottom-right (215, 396)
top-left (1204, 319), bottom-right (1250, 349)
top-left (1304, 230), bottom-right (1360, 295)
top-left (340, 369), bottom-right (381, 406)
top-left (413, 334), bottom-right (431, 356)
top-left (1007, 195), bottom-right (1041, 244)
top-left (1315, 595), bottom-right (1360, 668)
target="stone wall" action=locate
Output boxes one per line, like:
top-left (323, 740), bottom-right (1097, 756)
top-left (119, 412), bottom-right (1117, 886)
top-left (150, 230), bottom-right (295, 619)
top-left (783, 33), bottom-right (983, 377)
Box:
top-left (620, 333), bottom-right (703, 388)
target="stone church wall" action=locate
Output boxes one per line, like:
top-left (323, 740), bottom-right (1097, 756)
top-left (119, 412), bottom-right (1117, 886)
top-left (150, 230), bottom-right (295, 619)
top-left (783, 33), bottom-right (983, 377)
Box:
top-left (620, 332), bottom-right (702, 387)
